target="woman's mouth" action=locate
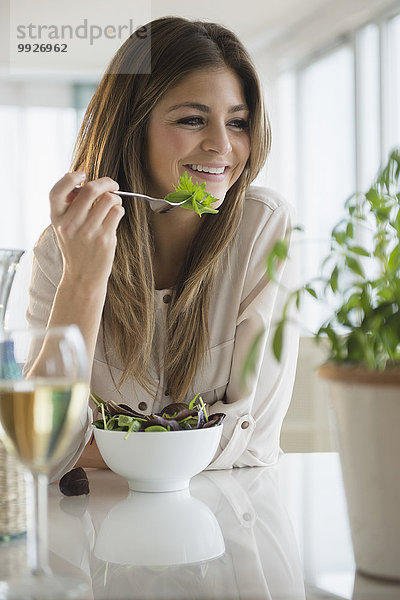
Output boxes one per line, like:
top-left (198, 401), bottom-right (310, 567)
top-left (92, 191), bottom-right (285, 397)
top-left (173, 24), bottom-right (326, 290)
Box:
top-left (184, 164), bottom-right (229, 183)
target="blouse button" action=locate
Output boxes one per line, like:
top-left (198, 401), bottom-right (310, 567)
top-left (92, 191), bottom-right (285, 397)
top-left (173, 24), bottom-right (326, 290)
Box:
top-left (163, 294), bottom-right (172, 304)
top-left (241, 421), bottom-right (249, 430)
top-left (138, 402), bottom-right (147, 411)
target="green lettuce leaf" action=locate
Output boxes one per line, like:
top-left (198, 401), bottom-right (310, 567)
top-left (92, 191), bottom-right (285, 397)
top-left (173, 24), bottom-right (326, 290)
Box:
top-left (164, 171), bottom-right (219, 216)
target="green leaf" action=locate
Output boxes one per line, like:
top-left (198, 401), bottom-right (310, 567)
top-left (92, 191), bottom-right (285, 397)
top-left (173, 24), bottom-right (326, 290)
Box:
top-left (241, 329), bottom-right (264, 388)
top-left (392, 207), bottom-right (400, 233)
top-left (346, 222), bottom-right (354, 239)
top-left (124, 418), bottom-right (141, 439)
top-left (189, 393), bottom-right (201, 410)
top-left (388, 245), bottom-right (400, 272)
top-left (179, 199), bottom-right (219, 215)
top-left (377, 287), bottom-right (395, 301)
top-left (165, 171), bottom-right (220, 216)
top-left (90, 391), bottom-right (105, 407)
top-left (100, 403), bottom-right (108, 430)
top-left (197, 395), bottom-right (208, 422)
top-left (164, 190), bottom-right (193, 204)
top-left (266, 239), bottom-right (289, 280)
top-left (329, 266), bottom-right (339, 293)
top-left (333, 231), bottom-right (347, 245)
top-left (272, 321), bottom-right (285, 362)
top-left (117, 415), bottom-right (133, 427)
top-left (144, 425), bottom-right (168, 432)
top-left (366, 188), bottom-right (380, 208)
top-left (345, 255), bottom-right (364, 277)
top-left (349, 245), bottom-right (370, 257)
top-left (319, 325), bottom-right (343, 359)
top-left (346, 292), bottom-right (363, 310)
top-left (305, 285), bottom-right (317, 299)
top-left (117, 415), bottom-right (143, 431)
top-left (174, 170), bottom-right (196, 193)
top-left (295, 290), bottom-right (301, 309)
top-left (273, 240), bottom-right (289, 260)
top-left (104, 416), bottom-right (119, 430)
top-left (266, 253), bottom-right (278, 280)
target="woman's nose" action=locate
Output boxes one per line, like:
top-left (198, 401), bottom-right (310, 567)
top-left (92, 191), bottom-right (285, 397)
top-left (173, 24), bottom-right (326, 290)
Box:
top-left (200, 124), bottom-right (232, 155)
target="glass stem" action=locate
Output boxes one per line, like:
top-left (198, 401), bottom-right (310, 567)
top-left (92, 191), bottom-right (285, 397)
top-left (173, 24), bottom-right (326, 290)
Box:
top-left (25, 469), bottom-right (52, 576)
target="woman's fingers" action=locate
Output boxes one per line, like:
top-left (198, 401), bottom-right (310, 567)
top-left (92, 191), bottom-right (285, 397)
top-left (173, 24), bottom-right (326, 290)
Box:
top-left (63, 178), bottom-right (120, 229)
top-left (79, 192), bottom-right (124, 233)
top-left (49, 172), bottom-right (87, 220)
top-left (101, 203), bottom-right (125, 237)
top-left (50, 173), bottom-right (119, 227)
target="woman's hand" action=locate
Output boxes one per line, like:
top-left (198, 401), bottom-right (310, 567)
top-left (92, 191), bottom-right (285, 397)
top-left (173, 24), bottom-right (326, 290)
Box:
top-left (49, 171), bottom-right (125, 288)
top-left (46, 171), bottom-right (125, 367)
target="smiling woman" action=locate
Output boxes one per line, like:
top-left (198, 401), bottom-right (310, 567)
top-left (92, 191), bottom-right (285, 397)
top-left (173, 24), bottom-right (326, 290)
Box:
top-left (26, 16), bottom-right (298, 478)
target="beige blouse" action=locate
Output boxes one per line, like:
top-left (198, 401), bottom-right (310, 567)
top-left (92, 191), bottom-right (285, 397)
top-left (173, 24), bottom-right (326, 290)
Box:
top-left (27, 186), bottom-right (299, 479)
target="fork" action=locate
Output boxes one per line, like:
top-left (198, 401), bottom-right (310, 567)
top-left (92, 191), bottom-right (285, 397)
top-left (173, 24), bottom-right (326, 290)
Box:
top-left (74, 186), bottom-right (186, 213)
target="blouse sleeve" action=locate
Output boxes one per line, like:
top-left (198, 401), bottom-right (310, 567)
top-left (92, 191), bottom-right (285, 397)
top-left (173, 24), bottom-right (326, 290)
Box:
top-left (26, 227), bottom-right (93, 482)
top-left (206, 203), bottom-right (299, 470)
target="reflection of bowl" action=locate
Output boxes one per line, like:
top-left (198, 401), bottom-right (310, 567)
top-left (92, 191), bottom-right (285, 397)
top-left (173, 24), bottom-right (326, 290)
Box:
top-left (93, 425), bottom-right (222, 492)
top-left (94, 488), bottom-right (225, 566)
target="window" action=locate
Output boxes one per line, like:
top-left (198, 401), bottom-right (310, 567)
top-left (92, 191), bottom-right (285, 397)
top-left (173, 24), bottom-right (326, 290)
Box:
top-left (271, 9), bottom-right (400, 333)
top-left (0, 82), bottom-right (96, 251)
top-left (385, 13), bottom-right (400, 156)
top-left (0, 82), bottom-right (97, 328)
top-left (298, 46), bottom-right (355, 285)
top-left (0, 105), bottom-right (76, 249)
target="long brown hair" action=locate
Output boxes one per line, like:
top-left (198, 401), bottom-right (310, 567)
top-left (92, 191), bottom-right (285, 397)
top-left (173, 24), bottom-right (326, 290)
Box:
top-left (71, 17), bottom-right (271, 402)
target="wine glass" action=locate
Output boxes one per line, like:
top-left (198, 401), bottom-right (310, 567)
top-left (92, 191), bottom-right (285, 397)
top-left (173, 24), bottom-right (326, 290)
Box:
top-left (0, 325), bottom-right (90, 599)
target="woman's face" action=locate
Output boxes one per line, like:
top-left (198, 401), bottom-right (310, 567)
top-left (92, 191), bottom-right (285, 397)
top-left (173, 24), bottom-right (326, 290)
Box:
top-left (146, 67), bottom-right (251, 208)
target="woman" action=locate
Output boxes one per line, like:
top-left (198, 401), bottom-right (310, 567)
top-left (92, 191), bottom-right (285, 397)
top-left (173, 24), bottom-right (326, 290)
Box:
top-left (27, 17), bottom-right (298, 478)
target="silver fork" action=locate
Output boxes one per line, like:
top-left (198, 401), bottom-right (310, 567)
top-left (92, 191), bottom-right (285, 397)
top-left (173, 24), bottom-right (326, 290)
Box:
top-left (74, 186), bottom-right (187, 213)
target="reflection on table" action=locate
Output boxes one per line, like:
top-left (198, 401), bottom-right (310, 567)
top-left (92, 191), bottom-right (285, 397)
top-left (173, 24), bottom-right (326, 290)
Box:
top-left (49, 462), bottom-right (305, 599)
top-left (2, 453), bottom-right (400, 599)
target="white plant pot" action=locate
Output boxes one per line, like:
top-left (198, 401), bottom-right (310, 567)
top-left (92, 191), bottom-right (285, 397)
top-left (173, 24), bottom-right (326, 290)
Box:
top-left (319, 364), bottom-right (400, 581)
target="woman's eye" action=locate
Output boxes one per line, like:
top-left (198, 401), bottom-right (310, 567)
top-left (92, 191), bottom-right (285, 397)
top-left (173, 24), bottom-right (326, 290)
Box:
top-left (228, 119), bottom-right (249, 130)
top-left (175, 116), bottom-right (249, 129)
top-left (176, 116), bottom-right (204, 126)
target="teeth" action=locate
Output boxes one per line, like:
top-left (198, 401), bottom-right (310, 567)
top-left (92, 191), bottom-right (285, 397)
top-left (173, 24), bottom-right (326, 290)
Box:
top-left (190, 164), bottom-right (225, 174)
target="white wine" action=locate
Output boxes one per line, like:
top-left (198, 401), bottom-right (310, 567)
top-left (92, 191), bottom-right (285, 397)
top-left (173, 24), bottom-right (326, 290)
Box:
top-left (0, 379), bottom-right (89, 472)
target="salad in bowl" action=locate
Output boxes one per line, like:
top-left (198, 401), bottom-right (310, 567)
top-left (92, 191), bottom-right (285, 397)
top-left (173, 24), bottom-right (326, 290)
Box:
top-left (91, 393), bottom-right (226, 492)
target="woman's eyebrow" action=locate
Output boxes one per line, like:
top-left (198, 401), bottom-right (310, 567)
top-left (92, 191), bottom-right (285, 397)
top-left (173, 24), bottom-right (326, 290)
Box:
top-left (166, 102), bottom-right (249, 114)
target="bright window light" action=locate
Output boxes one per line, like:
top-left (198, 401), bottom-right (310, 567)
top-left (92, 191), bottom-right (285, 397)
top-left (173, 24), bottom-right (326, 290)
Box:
top-left (356, 24), bottom-right (380, 189)
top-left (386, 14), bottom-right (400, 154)
top-left (297, 46), bottom-right (355, 331)
top-left (0, 106), bottom-right (76, 250)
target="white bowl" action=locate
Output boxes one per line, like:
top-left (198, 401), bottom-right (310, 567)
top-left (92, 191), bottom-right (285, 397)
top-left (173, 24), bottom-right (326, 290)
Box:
top-left (93, 425), bottom-right (222, 492)
top-left (94, 488), bottom-right (225, 566)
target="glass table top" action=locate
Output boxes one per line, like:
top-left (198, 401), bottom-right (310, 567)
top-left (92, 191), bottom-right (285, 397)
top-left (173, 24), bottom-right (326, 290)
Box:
top-left (1, 452), bottom-right (399, 599)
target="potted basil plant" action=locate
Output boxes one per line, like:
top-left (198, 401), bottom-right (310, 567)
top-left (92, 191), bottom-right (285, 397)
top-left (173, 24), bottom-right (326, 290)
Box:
top-left (260, 148), bottom-right (400, 581)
